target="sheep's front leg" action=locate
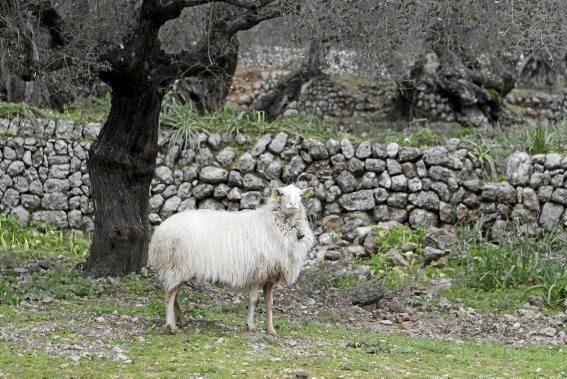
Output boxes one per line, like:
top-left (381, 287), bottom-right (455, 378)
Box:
top-left (247, 285), bottom-right (259, 331)
top-left (263, 282), bottom-right (276, 336)
top-left (165, 289), bottom-right (179, 334)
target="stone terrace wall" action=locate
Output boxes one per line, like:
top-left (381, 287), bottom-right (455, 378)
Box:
top-left (233, 69), bottom-right (567, 127)
top-left (1, 117), bottom-right (566, 245)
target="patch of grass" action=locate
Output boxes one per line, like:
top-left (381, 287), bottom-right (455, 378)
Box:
top-left (0, 101), bottom-right (60, 121)
top-left (464, 137), bottom-right (501, 180)
top-left (372, 122), bottom-right (476, 148)
top-left (1, 315), bottom-right (566, 377)
top-left (489, 121), bottom-right (567, 157)
top-left (366, 225), bottom-right (425, 282)
top-left (0, 238), bottom-right (566, 377)
top-left (362, 225), bottom-right (450, 289)
top-left (360, 219), bottom-right (567, 311)
top-left (160, 92), bottom-right (348, 144)
top-left (454, 222), bottom-right (567, 308)
top-left (329, 274), bottom-right (360, 289)
top-left (0, 95), bottom-right (110, 124)
top-left (0, 267), bottom-right (108, 305)
top-left (441, 285), bottom-right (529, 313)
top-left (375, 224), bottom-right (425, 254)
top-left (117, 273), bottom-right (155, 295)
top-left (0, 214), bottom-right (90, 258)
top-left (62, 93), bottom-right (111, 123)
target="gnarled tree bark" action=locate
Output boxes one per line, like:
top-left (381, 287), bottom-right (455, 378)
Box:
top-left (83, 87), bottom-right (162, 276)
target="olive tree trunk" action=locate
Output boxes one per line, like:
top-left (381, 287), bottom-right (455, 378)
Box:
top-left (83, 86), bottom-right (162, 276)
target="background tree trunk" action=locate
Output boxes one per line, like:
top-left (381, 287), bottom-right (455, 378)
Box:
top-left (252, 37), bottom-right (329, 121)
top-left (390, 57), bottom-right (516, 126)
top-left (82, 86), bottom-right (161, 277)
top-left (518, 56), bottom-right (559, 90)
top-left (173, 36), bottom-right (239, 114)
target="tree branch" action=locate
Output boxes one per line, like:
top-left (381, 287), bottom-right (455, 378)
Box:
top-left (29, 0), bottom-right (68, 47)
top-left (155, 0), bottom-right (275, 25)
top-left (225, 1), bottom-right (293, 35)
top-left (152, 0), bottom-right (292, 88)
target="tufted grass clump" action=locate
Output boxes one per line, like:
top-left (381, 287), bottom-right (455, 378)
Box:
top-left (521, 123), bottom-right (565, 154)
top-left (0, 101), bottom-right (55, 121)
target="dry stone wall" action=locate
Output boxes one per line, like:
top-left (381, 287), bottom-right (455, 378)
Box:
top-left (234, 46), bottom-right (567, 126)
top-left (236, 73), bottom-right (386, 122)
top-left (235, 69), bottom-right (567, 126)
top-left (1, 117), bottom-right (566, 248)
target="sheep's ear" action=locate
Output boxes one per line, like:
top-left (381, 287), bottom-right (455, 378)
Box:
top-left (302, 187), bottom-right (314, 199)
top-left (271, 188), bottom-right (283, 200)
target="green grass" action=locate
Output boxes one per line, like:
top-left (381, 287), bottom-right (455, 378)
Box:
top-left (362, 224), bottom-right (447, 289)
top-left (349, 118), bottom-right (478, 148)
top-left (453, 222), bottom-right (567, 308)
top-left (521, 123), bottom-right (566, 154)
top-left (0, 94), bottom-right (110, 124)
top-left (360, 220), bottom-right (567, 311)
top-left (1, 292), bottom-right (566, 377)
top-left (0, 213), bottom-right (90, 259)
top-left (440, 285), bottom-right (530, 313)
top-left (0, 265), bottom-right (108, 305)
top-left (1, 216), bottom-right (566, 377)
top-left (160, 92), bottom-right (348, 145)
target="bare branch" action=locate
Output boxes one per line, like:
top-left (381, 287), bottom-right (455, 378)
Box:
top-left (226, 0), bottom-right (295, 35)
top-left (155, 0), bottom-right (275, 25)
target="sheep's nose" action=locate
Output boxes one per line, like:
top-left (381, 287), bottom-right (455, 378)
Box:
top-left (287, 201), bottom-right (298, 208)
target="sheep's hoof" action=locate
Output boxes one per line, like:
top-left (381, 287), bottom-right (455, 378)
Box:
top-left (247, 323), bottom-right (256, 332)
top-left (267, 327), bottom-right (277, 336)
top-left (168, 324), bottom-right (179, 334)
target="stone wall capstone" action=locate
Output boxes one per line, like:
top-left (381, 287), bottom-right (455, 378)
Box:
top-left (1, 117), bottom-right (566, 250)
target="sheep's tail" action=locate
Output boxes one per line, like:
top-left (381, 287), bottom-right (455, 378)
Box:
top-left (147, 229), bottom-right (182, 291)
top-left (147, 229), bottom-right (169, 273)
top-left (147, 233), bottom-right (159, 268)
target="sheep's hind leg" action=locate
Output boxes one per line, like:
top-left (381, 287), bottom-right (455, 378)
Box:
top-left (174, 295), bottom-right (188, 327)
top-left (247, 285), bottom-right (259, 332)
top-left (165, 288), bottom-right (179, 334)
top-left (263, 282), bottom-right (277, 336)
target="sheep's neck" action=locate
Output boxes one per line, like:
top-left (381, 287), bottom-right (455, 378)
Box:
top-left (272, 208), bottom-right (300, 236)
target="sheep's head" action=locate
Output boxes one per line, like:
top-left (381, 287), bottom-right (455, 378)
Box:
top-left (271, 185), bottom-right (313, 216)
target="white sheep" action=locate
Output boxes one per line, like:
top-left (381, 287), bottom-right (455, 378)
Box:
top-left (148, 184), bottom-right (315, 335)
